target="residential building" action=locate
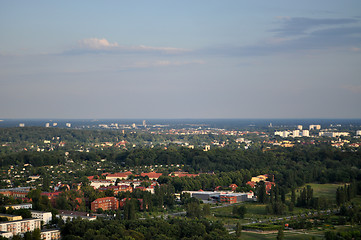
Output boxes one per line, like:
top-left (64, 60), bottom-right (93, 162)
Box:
top-left (90, 179), bottom-right (113, 189)
top-left (99, 185), bottom-right (133, 195)
top-left (302, 130), bottom-right (310, 137)
top-left (3, 203), bottom-right (32, 210)
top-left (0, 219), bottom-right (41, 236)
top-left (91, 197), bottom-right (119, 212)
top-left (297, 125), bottom-right (303, 130)
top-left (0, 187), bottom-right (31, 199)
top-left (56, 211), bottom-right (96, 222)
top-left (140, 172), bottom-right (162, 180)
top-left (309, 125), bottom-right (321, 130)
top-left (357, 130), bottom-right (361, 136)
top-left (0, 231), bottom-right (13, 238)
top-left (30, 211), bottom-right (52, 224)
top-left (292, 130), bottom-right (300, 137)
top-left (106, 171), bottom-right (133, 181)
top-left (0, 214), bottom-right (22, 221)
top-left (319, 132), bottom-right (350, 137)
top-left (40, 229), bottom-right (61, 240)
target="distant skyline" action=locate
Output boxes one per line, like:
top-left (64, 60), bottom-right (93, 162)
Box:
top-left (1, 1), bottom-right (361, 119)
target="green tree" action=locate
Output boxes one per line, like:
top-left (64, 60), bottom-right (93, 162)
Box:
top-left (235, 222), bottom-right (242, 238)
top-left (277, 228), bottom-right (284, 240)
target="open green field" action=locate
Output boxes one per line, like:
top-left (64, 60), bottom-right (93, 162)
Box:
top-left (288, 183), bottom-right (345, 202)
top-left (241, 230), bottom-right (324, 240)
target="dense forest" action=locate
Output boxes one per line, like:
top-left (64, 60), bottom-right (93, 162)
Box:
top-left (1, 144), bottom-right (361, 192)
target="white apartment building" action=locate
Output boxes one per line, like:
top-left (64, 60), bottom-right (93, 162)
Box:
top-left (302, 130), bottom-right (310, 137)
top-left (0, 231), bottom-right (13, 238)
top-left (274, 131), bottom-right (290, 138)
top-left (30, 211), bottom-right (52, 224)
top-left (309, 124), bottom-right (321, 130)
top-left (297, 125), bottom-right (303, 130)
top-left (356, 130), bottom-right (361, 136)
top-left (292, 130), bottom-right (300, 137)
top-left (0, 219), bottom-right (41, 236)
top-left (41, 229), bottom-right (61, 240)
top-left (4, 203), bottom-right (32, 210)
top-left (90, 179), bottom-right (113, 189)
top-left (319, 132), bottom-right (350, 138)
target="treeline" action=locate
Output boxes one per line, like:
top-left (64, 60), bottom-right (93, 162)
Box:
top-left (1, 145), bottom-right (361, 190)
top-left (0, 127), bottom-right (235, 147)
top-left (60, 217), bottom-right (238, 240)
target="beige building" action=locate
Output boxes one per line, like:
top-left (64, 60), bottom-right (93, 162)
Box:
top-left (41, 229), bottom-right (61, 240)
top-left (0, 214), bottom-right (22, 221)
top-left (0, 219), bottom-right (41, 236)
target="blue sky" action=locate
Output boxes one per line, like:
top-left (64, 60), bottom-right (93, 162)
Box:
top-left (1, 1), bottom-right (361, 119)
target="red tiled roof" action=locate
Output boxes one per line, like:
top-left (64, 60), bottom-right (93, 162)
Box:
top-left (140, 172), bottom-right (162, 179)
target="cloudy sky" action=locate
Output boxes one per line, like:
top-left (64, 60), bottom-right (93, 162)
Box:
top-left (1, 1), bottom-right (360, 119)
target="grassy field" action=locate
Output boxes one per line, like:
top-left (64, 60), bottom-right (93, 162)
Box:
top-left (293, 183), bottom-right (345, 200)
top-left (241, 229), bottom-right (324, 240)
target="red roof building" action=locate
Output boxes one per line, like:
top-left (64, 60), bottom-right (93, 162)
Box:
top-left (99, 185), bottom-right (133, 195)
top-left (106, 171), bottom-right (133, 180)
top-left (91, 197), bottom-right (119, 212)
top-left (229, 184), bottom-right (238, 191)
top-left (140, 172), bottom-right (163, 180)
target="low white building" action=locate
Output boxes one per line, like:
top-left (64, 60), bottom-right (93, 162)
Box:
top-left (30, 210), bottom-right (52, 224)
top-left (3, 203), bottom-right (32, 210)
top-left (56, 211), bottom-right (96, 222)
top-left (0, 219), bottom-right (41, 236)
top-left (90, 179), bottom-right (113, 189)
top-left (41, 229), bottom-right (61, 240)
top-left (0, 231), bottom-right (13, 238)
top-left (319, 132), bottom-right (350, 138)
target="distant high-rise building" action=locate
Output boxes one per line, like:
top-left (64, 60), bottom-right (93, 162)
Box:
top-left (297, 125), bottom-right (303, 130)
top-left (53, 123), bottom-right (57, 127)
top-left (66, 123), bottom-right (71, 128)
top-left (309, 125), bottom-right (321, 130)
top-left (132, 123), bottom-right (136, 129)
top-left (356, 130), bottom-right (361, 136)
top-left (269, 123), bottom-right (272, 127)
top-left (292, 130), bottom-right (300, 137)
top-left (143, 120), bottom-right (146, 127)
top-left (45, 123), bottom-right (50, 127)
top-left (302, 130), bottom-right (310, 137)
top-left (19, 123), bottom-right (25, 127)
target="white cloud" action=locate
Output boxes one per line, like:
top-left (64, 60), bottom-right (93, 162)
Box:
top-left (76, 38), bottom-right (189, 54)
top-left (79, 38), bottom-right (119, 49)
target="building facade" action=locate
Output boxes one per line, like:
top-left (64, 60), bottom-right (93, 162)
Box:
top-left (0, 219), bottom-right (41, 236)
top-left (91, 197), bottom-right (119, 212)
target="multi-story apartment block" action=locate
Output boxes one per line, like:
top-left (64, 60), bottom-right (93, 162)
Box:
top-left (0, 219), bottom-right (41, 236)
top-left (3, 203), bottom-right (32, 210)
top-left (40, 229), bottom-right (61, 240)
top-left (30, 211), bottom-right (52, 224)
top-left (91, 197), bottom-right (119, 212)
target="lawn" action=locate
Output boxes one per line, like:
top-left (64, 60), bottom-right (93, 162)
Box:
top-left (288, 183), bottom-right (345, 202)
top-left (241, 229), bottom-right (324, 240)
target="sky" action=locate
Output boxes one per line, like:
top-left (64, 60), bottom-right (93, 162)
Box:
top-left (1, 1), bottom-right (361, 119)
